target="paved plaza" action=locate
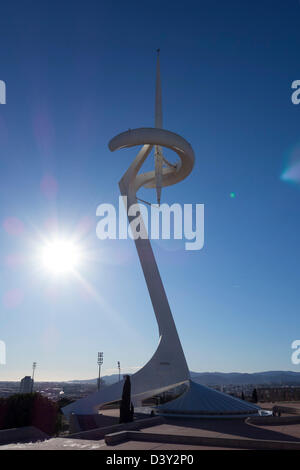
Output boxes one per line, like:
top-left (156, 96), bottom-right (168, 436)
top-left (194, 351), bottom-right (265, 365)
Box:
top-left (1, 403), bottom-right (300, 450)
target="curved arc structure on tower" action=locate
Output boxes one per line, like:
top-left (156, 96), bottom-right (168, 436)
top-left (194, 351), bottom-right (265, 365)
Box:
top-left (108, 127), bottom-right (194, 191)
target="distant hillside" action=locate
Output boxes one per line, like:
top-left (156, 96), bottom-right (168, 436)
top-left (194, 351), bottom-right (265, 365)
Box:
top-left (68, 374), bottom-right (120, 385)
top-left (69, 371), bottom-right (300, 387)
top-left (190, 371), bottom-right (300, 386)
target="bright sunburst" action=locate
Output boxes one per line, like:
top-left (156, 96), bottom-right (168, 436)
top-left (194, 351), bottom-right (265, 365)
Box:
top-left (39, 238), bottom-right (82, 275)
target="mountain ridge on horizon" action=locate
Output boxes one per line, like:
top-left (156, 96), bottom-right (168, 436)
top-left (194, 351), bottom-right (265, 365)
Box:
top-left (66, 370), bottom-right (300, 386)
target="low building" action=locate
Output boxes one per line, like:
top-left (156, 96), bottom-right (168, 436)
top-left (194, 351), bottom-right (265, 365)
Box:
top-left (20, 376), bottom-right (33, 394)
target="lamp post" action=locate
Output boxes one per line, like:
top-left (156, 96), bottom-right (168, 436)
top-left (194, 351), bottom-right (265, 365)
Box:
top-left (97, 352), bottom-right (103, 391)
top-left (31, 362), bottom-right (37, 393)
top-left (117, 361), bottom-right (121, 382)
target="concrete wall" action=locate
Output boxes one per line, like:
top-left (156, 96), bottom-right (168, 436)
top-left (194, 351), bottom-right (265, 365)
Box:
top-left (105, 429), bottom-right (300, 450)
top-left (247, 415), bottom-right (300, 425)
top-left (0, 426), bottom-right (48, 445)
top-left (67, 416), bottom-right (164, 441)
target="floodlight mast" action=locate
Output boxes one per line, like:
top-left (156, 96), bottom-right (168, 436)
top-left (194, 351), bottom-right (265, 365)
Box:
top-left (31, 362), bottom-right (37, 393)
top-left (97, 352), bottom-right (103, 391)
top-left (118, 361), bottom-right (121, 382)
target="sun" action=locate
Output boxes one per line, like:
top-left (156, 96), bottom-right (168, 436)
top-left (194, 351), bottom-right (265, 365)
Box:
top-left (39, 238), bottom-right (82, 275)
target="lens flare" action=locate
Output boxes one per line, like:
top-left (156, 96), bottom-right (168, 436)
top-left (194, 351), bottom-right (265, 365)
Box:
top-left (39, 239), bottom-right (81, 275)
top-left (281, 143), bottom-right (300, 185)
top-left (281, 161), bottom-right (300, 184)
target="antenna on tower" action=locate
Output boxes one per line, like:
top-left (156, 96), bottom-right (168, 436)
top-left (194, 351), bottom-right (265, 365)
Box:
top-left (155, 48), bottom-right (162, 129)
top-left (155, 48), bottom-right (163, 205)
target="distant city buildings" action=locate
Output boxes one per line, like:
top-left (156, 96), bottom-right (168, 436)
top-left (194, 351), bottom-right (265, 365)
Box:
top-left (0, 378), bottom-right (299, 404)
top-left (19, 376), bottom-right (33, 393)
top-left (257, 387), bottom-right (300, 402)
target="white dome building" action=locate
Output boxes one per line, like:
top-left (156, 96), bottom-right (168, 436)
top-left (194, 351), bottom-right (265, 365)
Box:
top-left (157, 380), bottom-right (260, 418)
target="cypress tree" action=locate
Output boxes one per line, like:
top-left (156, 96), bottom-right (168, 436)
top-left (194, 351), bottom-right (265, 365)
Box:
top-left (252, 388), bottom-right (258, 403)
top-left (119, 375), bottom-right (133, 423)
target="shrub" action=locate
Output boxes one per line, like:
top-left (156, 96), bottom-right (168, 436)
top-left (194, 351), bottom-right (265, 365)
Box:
top-left (0, 393), bottom-right (61, 435)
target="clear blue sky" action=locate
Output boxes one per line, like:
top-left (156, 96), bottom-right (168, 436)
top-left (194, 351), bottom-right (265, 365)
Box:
top-left (1, 0), bottom-right (300, 380)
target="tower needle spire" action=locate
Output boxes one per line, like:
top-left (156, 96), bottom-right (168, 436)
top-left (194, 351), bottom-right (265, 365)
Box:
top-left (154, 49), bottom-right (163, 205)
top-left (155, 48), bottom-right (162, 129)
